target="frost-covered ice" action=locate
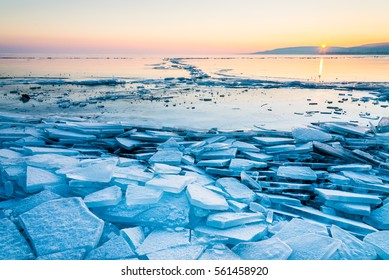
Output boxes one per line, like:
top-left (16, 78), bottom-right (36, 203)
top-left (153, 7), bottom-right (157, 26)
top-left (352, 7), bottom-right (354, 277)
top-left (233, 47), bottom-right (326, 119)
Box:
top-left (0, 113), bottom-right (388, 260)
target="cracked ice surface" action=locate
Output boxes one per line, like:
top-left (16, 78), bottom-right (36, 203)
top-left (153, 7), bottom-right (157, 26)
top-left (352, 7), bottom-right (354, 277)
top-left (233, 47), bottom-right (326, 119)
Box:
top-left (0, 113), bottom-right (389, 260)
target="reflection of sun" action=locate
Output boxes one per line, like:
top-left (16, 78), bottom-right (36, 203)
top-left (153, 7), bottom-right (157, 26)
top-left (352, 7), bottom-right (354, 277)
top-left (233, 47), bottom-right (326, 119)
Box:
top-left (321, 44), bottom-right (327, 49)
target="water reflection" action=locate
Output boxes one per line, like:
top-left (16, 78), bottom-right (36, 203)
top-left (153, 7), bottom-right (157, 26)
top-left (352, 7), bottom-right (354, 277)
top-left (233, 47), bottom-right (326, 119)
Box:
top-left (318, 57), bottom-right (324, 80)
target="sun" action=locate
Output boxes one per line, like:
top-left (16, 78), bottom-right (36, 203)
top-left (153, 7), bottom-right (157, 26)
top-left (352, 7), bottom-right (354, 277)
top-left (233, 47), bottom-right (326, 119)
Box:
top-left (321, 44), bottom-right (327, 49)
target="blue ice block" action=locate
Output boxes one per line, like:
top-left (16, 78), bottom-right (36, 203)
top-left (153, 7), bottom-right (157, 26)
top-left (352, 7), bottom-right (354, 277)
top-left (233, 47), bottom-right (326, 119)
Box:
top-left (215, 177), bottom-right (256, 203)
top-left (146, 245), bottom-right (205, 260)
top-left (232, 237), bottom-right (292, 260)
top-left (85, 235), bottom-right (136, 260)
top-left (84, 186), bottom-right (122, 208)
top-left (206, 212), bottom-right (265, 229)
top-left (273, 218), bottom-right (328, 241)
top-left (364, 231), bottom-right (389, 260)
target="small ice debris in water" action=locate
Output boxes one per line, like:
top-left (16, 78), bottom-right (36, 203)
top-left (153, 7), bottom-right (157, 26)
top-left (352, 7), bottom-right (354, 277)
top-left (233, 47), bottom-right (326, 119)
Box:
top-left (314, 188), bottom-right (382, 205)
top-left (149, 149), bottom-right (183, 166)
top-left (273, 218), bottom-right (328, 241)
top-left (0, 218), bottom-right (35, 260)
top-left (195, 223), bottom-right (268, 244)
top-left (85, 235), bottom-right (136, 260)
top-left (215, 177), bottom-right (256, 204)
top-left (125, 183), bottom-right (163, 206)
top-left (363, 203), bottom-right (389, 230)
top-left (285, 233), bottom-right (341, 260)
top-left (136, 228), bottom-right (191, 256)
top-left (84, 186), bottom-right (122, 208)
top-left (330, 225), bottom-right (377, 260)
top-left (206, 212), bottom-right (265, 229)
top-left (145, 174), bottom-right (194, 194)
top-left (24, 166), bottom-right (64, 193)
top-left (120, 226), bottom-right (145, 251)
top-left (19, 197), bottom-right (104, 256)
top-left (292, 127), bottom-right (332, 143)
top-left (277, 166), bottom-right (317, 181)
top-left (253, 137), bottom-right (294, 146)
top-left (146, 245), bottom-right (205, 260)
top-left (232, 237), bottom-right (292, 260)
top-left (364, 231), bottom-right (389, 260)
top-left (186, 184), bottom-right (229, 211)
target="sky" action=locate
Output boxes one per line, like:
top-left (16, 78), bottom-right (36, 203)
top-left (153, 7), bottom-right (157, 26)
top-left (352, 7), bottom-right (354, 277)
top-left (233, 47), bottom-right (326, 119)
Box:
top-left (1, 0), bottom-right (389, 54)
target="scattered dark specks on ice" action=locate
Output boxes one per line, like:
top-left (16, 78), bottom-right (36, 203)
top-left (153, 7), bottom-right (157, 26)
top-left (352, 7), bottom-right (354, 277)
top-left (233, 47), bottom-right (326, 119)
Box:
top-left (0, 112), bottom-right (389, 260)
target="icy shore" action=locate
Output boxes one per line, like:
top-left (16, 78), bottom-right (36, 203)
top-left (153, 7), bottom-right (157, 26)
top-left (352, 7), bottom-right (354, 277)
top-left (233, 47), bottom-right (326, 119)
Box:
top-left (1, 112), bottom-right (388, 260)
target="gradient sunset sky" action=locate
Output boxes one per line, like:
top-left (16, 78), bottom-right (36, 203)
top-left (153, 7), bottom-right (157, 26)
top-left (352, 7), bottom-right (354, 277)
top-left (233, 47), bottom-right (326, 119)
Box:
top-left (1, 0), bottom-right (389, 54)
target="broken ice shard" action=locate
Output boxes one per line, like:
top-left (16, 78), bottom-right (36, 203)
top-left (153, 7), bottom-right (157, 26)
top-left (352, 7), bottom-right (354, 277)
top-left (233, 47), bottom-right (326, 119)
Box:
top-left (273, 218), bottom-right (328, 241)
top-left (285, 233), bottom-right (341, 260)
top-left (314, 188), bottom-right (382, 205)
top-left (277, 166), bottom-right (317, 181)
top-left (24, 166), bottom-right (63, 193)
top-left (145, 174), bottom-right (194, 194)
top-left (232, 237), bottom-right (292, 260)
top-left (229, 158), bottom-right (267, 171)
top-left (149, 149), bottom-right (183, 166)
top-left (215, 177), bottom-right (255, 203)
top-left (254, 137), bottom-right (294, 145)
top-left (198, 244), bottom-right (241, 260)
top-left (363, 203), bottom-right (389, 230)
top-left (11, 190), bottom-right (61, 216)
top-left (136, 228), bottom-right (191, 256)
top-left (0, 218), bottom-right (35, 260)
top-left (19, 197), bottom-right (104, 256)
top-left (195, 223), bottom-right (268, 244)
top-left (206, 212), bottom-right (265, 229)
top-left (120, 226), bottom-right (145, 251)
top-left (84, 186), bottom-right (122, 208)
top-left (125, 183), bottom-right (163, 206)
top-left (146, 245), bottom-right (205, 260)
top-left (186, 184), bottom-right (229, 211)
top-left (330, 225), bottom-right (377, 260)
top-left (292, 127), bottom-right (332, 143)
top-left (85, 235), bottom-right (136, 260)
top-left (66, 158), bottom-right (117, 183)
top-left (364, 231), bottom-right (389, 260)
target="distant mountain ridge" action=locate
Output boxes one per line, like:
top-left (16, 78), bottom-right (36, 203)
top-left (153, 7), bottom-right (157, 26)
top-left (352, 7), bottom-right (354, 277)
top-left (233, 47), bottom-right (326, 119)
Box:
top-left (253, 43), bottom-right (389, 55)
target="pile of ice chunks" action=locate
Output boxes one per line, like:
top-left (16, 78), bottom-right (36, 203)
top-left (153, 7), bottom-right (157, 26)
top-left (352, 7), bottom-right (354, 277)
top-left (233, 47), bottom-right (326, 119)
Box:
top-left (0, 112), bottom-right (389, 260)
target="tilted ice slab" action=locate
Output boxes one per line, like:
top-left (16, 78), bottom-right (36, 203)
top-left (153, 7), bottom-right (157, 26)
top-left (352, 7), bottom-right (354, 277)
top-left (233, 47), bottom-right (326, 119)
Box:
top-left (325, 201), bottom-right (371, 216)
top-left (232, 237), bottom-right (292, 260)
top-left (84, 186), bottom-right (122, 208)
top-left (145, 174), bottom-right (194, 194)
top-left (292, 127), bottom-right (332, 143)
top-left (195, 223), bottom-right (268, 244)
top-left (11, 190), bottom-right (61, 217)
top-left (197, 159), bottom-right (230, 168)
top-left (26, 153), bottom-right (79, 170)
top-left (327, 173), bottom-right (350, 185)
top-left (206, 212), bottom-right (265, 229)
top-left (66, 158), bottom-right (117, 183)
top-left (253, 137), bottom-right (294, 146)
top-left (340, 171), bottom-right (383, 185)
top-left (45, 128), bottom-right (97, 141)
top-left (152, 163), bottom-right (181, 174)
top-left (85, 235), bottom-right (136, 260)
top-left (120, 226), bottom-right (145, 251)
top-left (116, 137), bottom-right (142, 151)
top-left (186, 183), bottom-right (229, 211)
top-left (363, 203), bottom-right (389, 230)
top-left (23, 146), bottom-right (79, 156)
top-left (285, 233), bottom-right (341, 260)
top-left (0, 218), bottom-right (35, 260)
top-left (197, 148), bottom-right (237, 160)
top-left (229, 158), bottom-right (267, 171)
top-left (24, 166), bottom-right (64, 193)
top-left (231, 141), bottom-right (260, 152)
top-left (146, 245), bottom-right (205, 260)
top-left (19, 197), bottom-right (104, 256)
top-left (280, 204), bottom-right (378, 235)
top-left (328, 164), bottom-right (372, 172)
top-left (125, 183), bottom-right (163, 206)
top-left (277, 166), bottom-right (317, 181)
top-left (314, 188), bottom-right (382, 205)
top-left (136, 228), bottom-right (192, 256)
top-left (198, 244), bottom-right (241, 260)
top-left (364, 231), bottom-right (389, 260)
top-left (148, 149), bottom-right (183, 166)
top-left (0, 148), bottom-right (23, 159)
top-left (330, 225), bottom-right (377, 260)
top-left (215, 177), bottom-right (256, 204)
top-left (273, 218), bottom-right (328, 241)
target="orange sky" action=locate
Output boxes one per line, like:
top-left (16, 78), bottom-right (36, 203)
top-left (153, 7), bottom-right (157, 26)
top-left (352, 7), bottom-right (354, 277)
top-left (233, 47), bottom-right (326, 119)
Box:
top-left (1, 0), bottom-right (388, 54)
